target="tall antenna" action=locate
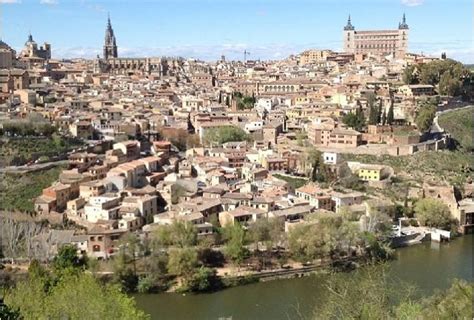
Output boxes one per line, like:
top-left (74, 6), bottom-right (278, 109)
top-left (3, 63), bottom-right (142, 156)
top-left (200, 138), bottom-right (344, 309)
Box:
top-left (243, 50), bottom-right (250, 62)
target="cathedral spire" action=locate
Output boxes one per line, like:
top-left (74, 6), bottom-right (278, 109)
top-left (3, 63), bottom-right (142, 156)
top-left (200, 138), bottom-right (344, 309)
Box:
top-left (103, 14), bottom-right (118, 59)
top-left (344, 14), bottom-right (355, 31)
top-left (399, 13), bottom-right (409, 29)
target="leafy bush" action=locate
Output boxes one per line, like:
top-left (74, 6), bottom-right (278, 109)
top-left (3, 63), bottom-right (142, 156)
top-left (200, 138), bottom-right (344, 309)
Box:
top-left (203, 126), bottom-right (251, 145)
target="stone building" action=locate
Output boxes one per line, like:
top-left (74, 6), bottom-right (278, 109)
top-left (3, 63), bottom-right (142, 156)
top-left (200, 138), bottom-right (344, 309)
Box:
top-left (20, 33), bottom-right (51, 60)
top-left (0, 69), bottom-right (29, 93)
top-left (299, 49), bottom-right (334, 65)
top-left (96, 16), bottom-right (173, 76)
top-left (0, 40), bottom-right (16, 69)
top-left (343, 14), bottom-right (409, 58)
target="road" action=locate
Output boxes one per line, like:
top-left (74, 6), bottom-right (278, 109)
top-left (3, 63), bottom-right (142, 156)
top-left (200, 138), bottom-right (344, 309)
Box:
top-left (0, 160), bottom-right (68, 174)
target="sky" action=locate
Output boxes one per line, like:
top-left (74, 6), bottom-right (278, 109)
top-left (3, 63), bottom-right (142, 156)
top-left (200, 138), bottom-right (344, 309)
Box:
top-left (1, 0), bottom-right (473, 62)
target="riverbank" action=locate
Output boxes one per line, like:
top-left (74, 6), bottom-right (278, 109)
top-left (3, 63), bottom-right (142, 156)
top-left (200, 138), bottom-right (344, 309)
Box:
top-left (135, 234), bottom-right (473, 319)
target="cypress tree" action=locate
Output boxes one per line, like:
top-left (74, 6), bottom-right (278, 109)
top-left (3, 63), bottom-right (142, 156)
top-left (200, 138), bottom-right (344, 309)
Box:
top-left (387, 100), bottom-right (395, 125)
top-left (369, 105), bottom-right (378, 125)
top-left (377, 100), bottom-right (383, 124)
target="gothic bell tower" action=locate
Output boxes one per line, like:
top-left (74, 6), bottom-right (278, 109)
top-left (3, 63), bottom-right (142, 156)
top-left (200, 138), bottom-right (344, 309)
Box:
top-left (103, 14), bottom-right (118, 60)
top-left (397, 13), bottom-right (409, 58)
top-left (343, 15), bottom-right (356, 53)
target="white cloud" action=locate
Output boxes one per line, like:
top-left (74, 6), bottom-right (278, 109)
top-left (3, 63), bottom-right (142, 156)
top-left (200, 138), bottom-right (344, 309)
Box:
top-left (0, 0), bottom-right (21, 3)
top-left (401, 0), bottom-right (424, 7)
top-left (79, 0), bottom-right (106, 12)
top-left (410, 39), bottom-right (474, 63)
top-left (40, 0), bottom-right (58, 4)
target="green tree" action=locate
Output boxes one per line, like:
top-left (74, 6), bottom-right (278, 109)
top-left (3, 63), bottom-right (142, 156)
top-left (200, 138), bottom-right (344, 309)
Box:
top-left (153, 221), bottom-right (198, 249)
top-left (316, 269), bottom-right (472, 320)
top-left (438, 71), bottom-right (462, 96)
top-left (377, 100), bottom-right (383, 124)
top-left (222, 223), bottom-right (248, 267)
top-left (420, 279), bottom-right (473, 319)
top-left (288, 223), bottom-right (327, 263)
top-left (248, 218), bottom-right (284, 269)
top-left (315, 265), bottom-right (417, 320)
top-left (419, 59), bottom-right (467, 86)
top-left (308, 150), bottom-right (329, 183)
top-left (170, 183), bottom-right (187, 204)
top-left (367, 94), bottom-right (379, 125)
top-left (0, 303), bottom-right (20, 320)
top-left (53, 244), bottom-right (85, 273)
top-left (187, 266), bottom-right (220, 292)
top-left (167, 247), bottom-right (198, 286)
top-left (112, 247), bottom-right (138, 293)
top-left (5, 272), bottom-right (149, 320)
top-left (357, 102), bottom-right (366, 128)
top-left (203, 126), bottom-right (251, 145)
top-left (342, 112), bottom-right (364, 131)
top-left (415, 102), bottom-right (437, 132)
top-left (414, 198), bottom-right (454, 230)
top-left (387, 99), bottom-right (395, 125)
top-left (403, 65), bottom-right (419, 84)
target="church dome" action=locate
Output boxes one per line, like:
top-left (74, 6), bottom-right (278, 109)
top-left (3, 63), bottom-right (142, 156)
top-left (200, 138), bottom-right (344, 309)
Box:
top-left (25, 33), bottom-right (37, 46)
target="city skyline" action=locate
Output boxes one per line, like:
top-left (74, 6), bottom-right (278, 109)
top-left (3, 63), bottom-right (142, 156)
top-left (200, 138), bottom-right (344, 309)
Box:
top-left (1, 0), bottom-right (473, 62)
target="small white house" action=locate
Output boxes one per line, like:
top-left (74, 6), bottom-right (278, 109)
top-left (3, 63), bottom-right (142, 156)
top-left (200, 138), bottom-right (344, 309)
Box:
top-left (323, 152), bottom-right (340, 165)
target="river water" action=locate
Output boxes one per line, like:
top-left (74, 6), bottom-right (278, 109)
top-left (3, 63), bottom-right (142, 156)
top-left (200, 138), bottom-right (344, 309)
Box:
top-left (135, 234), bottom-right (473, 319)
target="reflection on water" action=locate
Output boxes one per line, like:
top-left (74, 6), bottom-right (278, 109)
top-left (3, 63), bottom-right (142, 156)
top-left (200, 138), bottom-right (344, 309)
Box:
top-left (135, 234), bottom-right (473, 320)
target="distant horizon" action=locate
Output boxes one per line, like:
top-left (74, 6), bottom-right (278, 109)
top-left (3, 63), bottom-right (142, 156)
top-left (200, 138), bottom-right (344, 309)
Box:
top-left (2, 0), bottom-right (473, 63)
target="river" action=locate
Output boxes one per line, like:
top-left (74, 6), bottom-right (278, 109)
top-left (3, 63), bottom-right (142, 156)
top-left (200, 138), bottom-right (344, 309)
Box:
top-left (135, 234), bottom-right (473, 319)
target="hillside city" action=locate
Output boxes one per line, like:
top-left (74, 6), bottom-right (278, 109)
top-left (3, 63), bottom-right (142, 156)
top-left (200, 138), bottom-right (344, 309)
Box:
top-left (0, 12), bottom-right (473, 320)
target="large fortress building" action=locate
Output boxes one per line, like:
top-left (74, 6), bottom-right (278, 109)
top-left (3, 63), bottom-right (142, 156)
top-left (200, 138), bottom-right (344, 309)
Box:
top-left (343, 14), bottom-right (409, 58)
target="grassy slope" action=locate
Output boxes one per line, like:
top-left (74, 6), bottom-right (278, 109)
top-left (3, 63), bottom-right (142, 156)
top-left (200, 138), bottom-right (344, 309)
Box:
top-left (438, 106), bottom-right (474, 151)
top-left (0, 166), bottom-right (64, 213)
top-left (0, 135), bottom-right (84, 166)
top-left (343, 151), bottom-right (473, 188)
top-left (273, 174), bottom-right (308, 189)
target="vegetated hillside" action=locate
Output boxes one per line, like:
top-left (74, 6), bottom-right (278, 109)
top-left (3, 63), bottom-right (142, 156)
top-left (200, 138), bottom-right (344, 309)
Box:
top-left (0, 135), bottom-right (84, 167)
top-left (438, 106), bottom-right (474, 151)
top-left (273, 174), bottom-right (308, 189)
top-left (343, 151), bottom-right (473, 188)
top-left (0, 166), bottom-right (64, 213)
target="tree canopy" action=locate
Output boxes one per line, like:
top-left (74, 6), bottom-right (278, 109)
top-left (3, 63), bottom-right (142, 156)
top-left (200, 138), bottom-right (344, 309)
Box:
top-left (414, 198), bottom-right (454, 230)
top-left (403, 59), bottom-right (471, 97)
top-left (4, 249), bottom-right (148, 319)
top-left (415, 101), bottom-right (437, 132)
top-left (315, 265), bottom-right (473, 320)
top-left (203, 126), bottom-right (251, 145)
top-left (342, 106), bottom-right (365, 131)
top-left (222, 223), bottom-right (248, 267)
top-left (5, 272), bottom-right (149, 320)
